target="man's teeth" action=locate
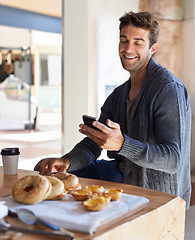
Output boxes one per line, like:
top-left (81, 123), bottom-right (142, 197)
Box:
top-left (124, 56), bottom-right (136, 59)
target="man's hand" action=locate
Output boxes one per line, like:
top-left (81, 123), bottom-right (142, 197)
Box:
top-left (37, 157), bottom-right (70, 176)
top-left (79, 119), bottom-right (124, 151)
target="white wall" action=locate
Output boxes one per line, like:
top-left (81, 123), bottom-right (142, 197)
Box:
top-left (0, 26), bottom-right (31, 47)
top-left (62, 0), bottom-right (89, 153)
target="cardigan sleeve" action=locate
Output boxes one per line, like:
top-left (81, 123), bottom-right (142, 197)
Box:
top-left (62, 89), bottom-right (119, 171)
top-left (118, 82), bottom-right (191, 174)
top-left (62, 137), bottom-right (102, 171)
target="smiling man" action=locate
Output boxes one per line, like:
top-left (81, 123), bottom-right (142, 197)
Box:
top-left (36, 11), bottom-right (192, 209)
top-left (119, 23), bottom-right (158, 100)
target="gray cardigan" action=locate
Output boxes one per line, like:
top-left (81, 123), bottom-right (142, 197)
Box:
top-left (64, 57), bottom-right (192, 209)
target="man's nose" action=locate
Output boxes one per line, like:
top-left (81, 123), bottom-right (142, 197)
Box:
top-left (125, 42), bottom-right (134, 52)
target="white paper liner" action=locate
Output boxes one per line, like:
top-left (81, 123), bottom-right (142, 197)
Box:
top-left (1, 193), bottom-right (149, 235)
top-left (0, 201), bottom-right (8, 219)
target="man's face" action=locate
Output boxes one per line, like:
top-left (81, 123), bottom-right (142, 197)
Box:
top-left (119, 24), bottom-right (157, 73)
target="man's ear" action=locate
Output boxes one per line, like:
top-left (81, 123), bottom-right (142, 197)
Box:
top-left (150, 43), bottom-right (158, 55)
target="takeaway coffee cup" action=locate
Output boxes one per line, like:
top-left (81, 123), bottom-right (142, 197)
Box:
top-left (1, 148), bottom-right (20, 175)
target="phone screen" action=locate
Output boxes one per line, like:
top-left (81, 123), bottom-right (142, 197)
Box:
top-left (82, 115), bottom-right (99, 131)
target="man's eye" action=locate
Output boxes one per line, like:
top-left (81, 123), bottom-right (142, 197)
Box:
top-left (120, 39), bottom-right (128, 44)
top-left (135, 42), bottom-right (141, 46)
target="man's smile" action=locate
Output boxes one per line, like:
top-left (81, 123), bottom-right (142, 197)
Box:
top-left (123, 54), bottom-right (138, 60)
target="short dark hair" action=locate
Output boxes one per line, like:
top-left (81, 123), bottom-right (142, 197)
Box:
top-left (119, 11), bottom-right (160, 48)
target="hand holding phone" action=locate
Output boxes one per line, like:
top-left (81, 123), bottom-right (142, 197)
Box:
top-left (82, 115), bottom-right (100, 131)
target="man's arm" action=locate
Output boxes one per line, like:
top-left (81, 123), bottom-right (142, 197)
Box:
top-left (37, 135), bottom-right (102, 175)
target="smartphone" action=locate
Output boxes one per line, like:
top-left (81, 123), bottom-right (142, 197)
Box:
top-left (82, 115), bottom-right (100, 131)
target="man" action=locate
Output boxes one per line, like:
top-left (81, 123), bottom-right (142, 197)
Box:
top-left (36, 11), bottom-right (192, 209)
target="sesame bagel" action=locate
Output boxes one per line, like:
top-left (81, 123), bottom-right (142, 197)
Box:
top-left (53, 172), bottom-right (79, 191)
top-left (46, 176), bottom-right (67, 200)
top-left (12, 175), bottom-right (51, 204)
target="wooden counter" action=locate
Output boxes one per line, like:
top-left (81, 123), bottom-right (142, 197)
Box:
top-left (0, 167), bottom-right (186, 240)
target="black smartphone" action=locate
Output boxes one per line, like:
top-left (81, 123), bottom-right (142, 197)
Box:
top-left (82, 115), bottom-right (99, 131)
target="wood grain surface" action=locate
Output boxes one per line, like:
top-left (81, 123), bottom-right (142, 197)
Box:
top-left (0, 167), bottom-right (186, 240)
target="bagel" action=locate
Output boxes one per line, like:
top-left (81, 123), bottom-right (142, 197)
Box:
top-left (53, 172), bottom-right (79, 191)
top-left (46, 176), bottom-right (67, 200)
top-left (52, 172), bottom-right (69, 180)
top-left (68, 183), bottom-right (81, 193)
top-left (12, 175), bottom-right (51, 204)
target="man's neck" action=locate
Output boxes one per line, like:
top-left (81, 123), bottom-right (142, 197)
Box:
top-left (128, 68), bottom-right (147, 100)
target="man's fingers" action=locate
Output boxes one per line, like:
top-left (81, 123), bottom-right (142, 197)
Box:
top-left (92, 121), bottom-right (109, 133)
top-left (37, 157), bottom-right (70, 176)
top-left (106, 119), bottom-right (120, 129)
top-left (80, 119), bottom-right (120, 139)
top-left (58, 165), bottom-right (67, 172)
top-left (46, 161), bottom-right (54, 175)
top-left (79, 123), bottom-right (103, 137)
top-left (79, 119), bottom-right (123, 151)
top-left (38, 158), bottom-right (56, 175)
top-left (38, 159), bottom-right (49, 174)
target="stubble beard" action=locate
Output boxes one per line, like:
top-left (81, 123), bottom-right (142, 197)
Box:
top-left (120, 54), bottom-right (151, 73)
